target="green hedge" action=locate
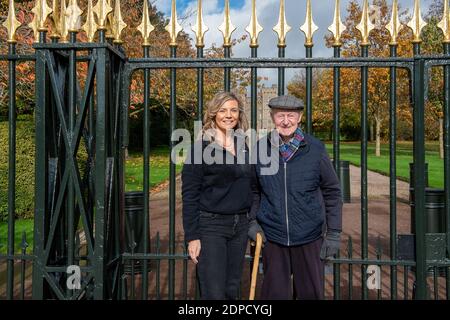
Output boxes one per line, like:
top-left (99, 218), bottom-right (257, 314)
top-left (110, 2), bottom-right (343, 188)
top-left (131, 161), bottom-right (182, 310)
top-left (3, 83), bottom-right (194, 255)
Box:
top-left (0, 115), bottom-right (91, 222)
top-left (0, 116), bottom-right (35, 221)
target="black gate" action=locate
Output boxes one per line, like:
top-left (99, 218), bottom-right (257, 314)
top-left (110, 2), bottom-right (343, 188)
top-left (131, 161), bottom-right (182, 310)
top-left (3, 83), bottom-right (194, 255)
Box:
top-left (1, 0), bottom-right (450, 300)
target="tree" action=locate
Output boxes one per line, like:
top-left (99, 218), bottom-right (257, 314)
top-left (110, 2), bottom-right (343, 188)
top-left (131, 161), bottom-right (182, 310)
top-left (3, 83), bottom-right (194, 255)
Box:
top-left (423, 0), bottom-right (446, 159)
top-left (288, 0), bottom-right (415, 155)
top-left (0, 0), bottom-right (36, 117)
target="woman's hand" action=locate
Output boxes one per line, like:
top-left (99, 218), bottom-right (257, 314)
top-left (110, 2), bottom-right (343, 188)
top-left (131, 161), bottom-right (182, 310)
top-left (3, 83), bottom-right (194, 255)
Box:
top-left (188, 240), bottom-right (201, 264)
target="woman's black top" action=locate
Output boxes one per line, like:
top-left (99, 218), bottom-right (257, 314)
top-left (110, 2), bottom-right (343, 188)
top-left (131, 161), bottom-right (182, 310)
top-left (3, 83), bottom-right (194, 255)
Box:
top-left (181, 139), bottom-right (260, 242)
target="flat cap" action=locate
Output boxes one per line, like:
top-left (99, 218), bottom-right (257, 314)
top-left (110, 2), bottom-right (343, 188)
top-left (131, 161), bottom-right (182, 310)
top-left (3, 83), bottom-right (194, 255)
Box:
top-left (268, 95), bottom-right (304, 110)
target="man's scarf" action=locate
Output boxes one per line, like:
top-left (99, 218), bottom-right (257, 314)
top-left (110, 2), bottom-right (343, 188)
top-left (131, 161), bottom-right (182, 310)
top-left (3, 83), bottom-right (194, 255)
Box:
top-left (279, 127), bottom-right (305, 162)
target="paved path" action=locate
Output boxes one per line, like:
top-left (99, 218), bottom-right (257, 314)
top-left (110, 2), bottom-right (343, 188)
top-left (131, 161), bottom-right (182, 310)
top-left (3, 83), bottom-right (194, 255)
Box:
top-left (141, 164), bottom-right (449, 300)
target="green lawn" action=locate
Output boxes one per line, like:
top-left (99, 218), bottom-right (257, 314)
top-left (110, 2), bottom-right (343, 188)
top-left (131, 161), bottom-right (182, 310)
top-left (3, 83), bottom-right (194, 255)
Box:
top-left (0, 219), bottom-right (33, 254)
top-left (125, 146), bottom-right (183, 192)
top-left (325, 141), bottom-right (444, 188)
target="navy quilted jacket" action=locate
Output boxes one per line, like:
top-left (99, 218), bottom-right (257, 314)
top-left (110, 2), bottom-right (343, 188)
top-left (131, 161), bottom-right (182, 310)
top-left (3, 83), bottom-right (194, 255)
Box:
top-left (253, 133), bottom-right (343, 246)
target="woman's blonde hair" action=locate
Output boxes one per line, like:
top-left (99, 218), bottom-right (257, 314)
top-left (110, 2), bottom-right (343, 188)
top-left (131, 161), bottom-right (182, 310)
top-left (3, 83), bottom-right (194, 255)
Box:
top-left (202, 91), bottom-right (249, 138)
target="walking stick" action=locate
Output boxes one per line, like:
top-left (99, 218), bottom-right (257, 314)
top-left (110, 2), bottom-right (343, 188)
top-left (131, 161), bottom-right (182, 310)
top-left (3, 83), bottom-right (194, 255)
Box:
top-left (249, 232), bottom-right (263, 300)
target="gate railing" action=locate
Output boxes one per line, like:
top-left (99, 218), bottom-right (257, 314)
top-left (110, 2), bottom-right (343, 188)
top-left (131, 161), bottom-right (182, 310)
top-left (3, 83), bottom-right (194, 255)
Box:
top-left (1, 0), bottom-right (450, 299)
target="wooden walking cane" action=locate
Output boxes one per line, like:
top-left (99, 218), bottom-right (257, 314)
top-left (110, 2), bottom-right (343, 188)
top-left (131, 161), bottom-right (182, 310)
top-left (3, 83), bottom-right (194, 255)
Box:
top-left (249, 232), bottom-right (263, 300)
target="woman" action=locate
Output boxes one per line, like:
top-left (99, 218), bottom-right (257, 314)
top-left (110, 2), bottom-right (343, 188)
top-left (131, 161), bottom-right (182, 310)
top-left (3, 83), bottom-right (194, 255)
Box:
top-left (181, 91), bottom-right (261, 300)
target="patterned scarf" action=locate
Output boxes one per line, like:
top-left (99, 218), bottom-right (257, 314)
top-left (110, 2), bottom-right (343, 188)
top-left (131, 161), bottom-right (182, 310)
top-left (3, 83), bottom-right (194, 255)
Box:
top-left (279, 127), bottom-right (305, 162)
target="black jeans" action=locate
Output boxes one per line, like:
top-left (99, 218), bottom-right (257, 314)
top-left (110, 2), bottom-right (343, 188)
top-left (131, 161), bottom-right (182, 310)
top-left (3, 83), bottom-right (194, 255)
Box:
top-left (197, 211), bottom-right (249, 300)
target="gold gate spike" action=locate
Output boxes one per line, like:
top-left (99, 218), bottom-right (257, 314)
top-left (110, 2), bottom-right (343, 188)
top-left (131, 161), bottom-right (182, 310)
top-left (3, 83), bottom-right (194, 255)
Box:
top-left (438, 0), bottom-right (450, 43)
top-left (192, 0), bottom-right (208, 48)
top-left (82, 0), bottom-right (97, 41)
top-left (57, 0), bottom-right (69, 42)
top-left (386, 0), bottom-right (402, 45)
top-left (29, 0), bottom-right (53, 41)
top-left (245, 0), bottom-right (263, 48)
top-left (356, 0), bottom-right (375, 46)
top-left (165, 0), bottom-right (183, 47)
top-left (49, 0), bottom-right (61, 39)
top-left (137, 0), bottom-right (155, 47)
top-left (111, 0), bottom-right (127, 44)
top-left (300, 0), bottom-right (318, 47)
top-left (407, 0), bottom-right (426, 43)
top-left (273, 0), bottom-right (291, 48)
top-left (105, 0), bottom-right (114, 40)
top-left (328, 0), bottom-right (346, 47)
top-left (94, 0), bottom-right (113, 31)
top-left (2, 0), bottom-right (22, 43)
top-left (29, 18), bottom-right (40, 42)
top-left (218, 0), bottom-right (236, 47)
top-left (66, 0), bottom-right (82, 33)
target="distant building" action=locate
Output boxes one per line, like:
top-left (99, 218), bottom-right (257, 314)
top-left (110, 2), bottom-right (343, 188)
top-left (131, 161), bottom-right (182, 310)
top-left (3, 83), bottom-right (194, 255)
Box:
top-left (234, 84), bottom-right (278, 132)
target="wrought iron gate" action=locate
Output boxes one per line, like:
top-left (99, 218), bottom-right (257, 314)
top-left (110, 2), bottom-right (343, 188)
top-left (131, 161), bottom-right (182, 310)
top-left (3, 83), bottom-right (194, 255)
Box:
top-left (1, 0), bottom-right (450, 300)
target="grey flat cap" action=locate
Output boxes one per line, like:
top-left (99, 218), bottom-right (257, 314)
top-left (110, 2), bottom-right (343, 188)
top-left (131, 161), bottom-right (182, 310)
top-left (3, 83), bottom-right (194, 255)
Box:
top-left (268, 95), bottom-right (304, 110)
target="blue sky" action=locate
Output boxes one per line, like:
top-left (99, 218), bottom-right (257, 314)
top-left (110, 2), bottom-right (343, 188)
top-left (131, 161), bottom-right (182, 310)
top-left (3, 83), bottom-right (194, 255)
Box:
top-left (152, 0), bottom-right (439, 87)
top-left (158, 0), bottom-right (246, 12)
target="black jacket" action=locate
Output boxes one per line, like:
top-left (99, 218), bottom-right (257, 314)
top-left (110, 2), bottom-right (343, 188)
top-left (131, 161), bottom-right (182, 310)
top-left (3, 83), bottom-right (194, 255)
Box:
top-left (181, 139), bottom-right (259, 242)
top-left (254, 133), bottom-right (342, 246)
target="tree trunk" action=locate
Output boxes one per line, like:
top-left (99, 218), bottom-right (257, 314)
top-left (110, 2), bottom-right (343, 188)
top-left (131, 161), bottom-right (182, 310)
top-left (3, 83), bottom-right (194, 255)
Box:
top-left (440, 117), bottom-right (444, 159)
top-left (369, 121), bottom-right (374, 142)
top-left (376, 117), bottom-right (381, 157)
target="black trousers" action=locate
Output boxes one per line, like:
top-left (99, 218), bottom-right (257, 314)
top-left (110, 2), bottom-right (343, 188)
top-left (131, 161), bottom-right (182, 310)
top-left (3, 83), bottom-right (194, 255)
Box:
top-left (197, 211), bottom-right (249, 300)
top-left (260, 237), bottom-right (324, 300)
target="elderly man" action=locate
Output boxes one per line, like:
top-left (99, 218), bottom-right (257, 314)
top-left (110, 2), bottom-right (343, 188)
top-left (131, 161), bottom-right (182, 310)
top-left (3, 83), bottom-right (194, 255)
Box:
top-left (248, 95), bottom-right (343, 300)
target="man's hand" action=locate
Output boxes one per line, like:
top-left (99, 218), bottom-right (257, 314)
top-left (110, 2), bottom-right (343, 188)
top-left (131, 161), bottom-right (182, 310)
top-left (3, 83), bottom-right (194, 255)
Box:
top-left (248, 220), bottom-right (266, 244)
top-left (320, 231), bottom-right (341, 260)
top-left (188, 240), bottom-right (201, 264)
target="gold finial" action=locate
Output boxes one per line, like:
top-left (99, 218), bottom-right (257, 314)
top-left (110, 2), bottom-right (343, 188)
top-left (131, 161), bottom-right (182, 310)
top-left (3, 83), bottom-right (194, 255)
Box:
top-left (29, 0), bottom-right (53, 39)
top-left (165, 0), bottom-right (183, 47)
top-left (356, 0), bottom-right (375, 46)
top-left (2, 0), bottom-right (22, 43)
top-left (137, 0), bottom-right (155, 47)
top-left (407, 0), bottom-right (426, 43)
top-left (82, 0), bottom-right (97, 42)
top-left (66, 0), bottom-right (82, 33)
top-left (218, 0), bottom-right (236, 47)
top-left (58, 0), bottom-right (69, 42)
top-left (105, 0), bottom-right (114, 40)
top-left (49, 0), bottom-right (61, 39)
top-left (386, 0), bottom-right (402, 45)
top-left (94, 0), bottom-right (113, 30)
top-left (111, 0), bottom-right (127, 43)
top-left (328, 0), bottom-right (346, 47)
top-left (273, 0), bottom-right (291, 47)
top-left (29, 18), bottom-right (40, 42)
top-left (191, 0), bottom-right (209, 47)
top-left (300, 0), bottom-right (318, 47)
top-left (438, 0), bottom-right (450, 43)
top-left (245, 0), bottom-right (263, 48)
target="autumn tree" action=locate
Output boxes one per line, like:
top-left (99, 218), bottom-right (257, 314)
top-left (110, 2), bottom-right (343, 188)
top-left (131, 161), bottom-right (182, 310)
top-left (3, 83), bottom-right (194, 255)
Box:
top-left (287, 69), bottom-right (333, 136)
top-left (1, 0), bottom-right (253, 131)
top-left (422, 0), bottom-right (447, 158)
top-left (0, 0), bottom-right (36, 117)
top-left (288, 0), bottom-right (415, 156)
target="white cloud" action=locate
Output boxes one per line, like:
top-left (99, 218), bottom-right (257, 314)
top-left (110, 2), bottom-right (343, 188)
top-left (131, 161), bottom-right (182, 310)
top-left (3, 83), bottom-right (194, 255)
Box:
top-left (154, 0), bottom-right (435, 87)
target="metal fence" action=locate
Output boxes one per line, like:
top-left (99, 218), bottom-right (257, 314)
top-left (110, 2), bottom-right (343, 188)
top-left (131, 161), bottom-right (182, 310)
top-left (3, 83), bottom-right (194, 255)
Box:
top-left (1, 0), bottom-right (450, 300)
